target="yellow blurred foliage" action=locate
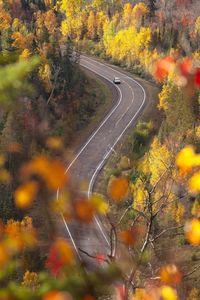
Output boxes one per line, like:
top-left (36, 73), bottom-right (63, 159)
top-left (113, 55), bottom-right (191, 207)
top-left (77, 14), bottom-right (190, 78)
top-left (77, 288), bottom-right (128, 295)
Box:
top-left (15, 181), bottom-right (38, 208)
top-left (131, 286), bottom-right (179, 300)
top-left (189, 172), bottom-right (200, 194)
top-left (22, 270), bottom-right (40, 288)
top-left (21, 155), bottom-right (67, 190)
top-left (192, 199), bottom-right (200, 218)
top-left (46, 137), bottom-right (63, 150)
top-left (185, 218), bottom-right (200, 245)
top-left (176, 146), bottom-right (200, 174)
top-left (160, 285), bottom-right (178, 300)
top-left (0, 169), bottom-right (11, 184)
top-left (90, 194), bottom-right (109, 215)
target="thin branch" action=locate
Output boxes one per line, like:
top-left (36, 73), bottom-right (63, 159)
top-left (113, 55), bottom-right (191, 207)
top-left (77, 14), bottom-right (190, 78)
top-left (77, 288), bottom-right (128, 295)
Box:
top-left (150, 164), bottom-right (172, 194)
top-left (78, 248), bottom-right (110, 264)
top-left (150, 225), bottom-right (184, 242)
top-left (117, 205), bottom-right (132, 226)
top-left (183, 264), bottom-right (200, 278)
top-left (107, 215), bottom-right (117, 259)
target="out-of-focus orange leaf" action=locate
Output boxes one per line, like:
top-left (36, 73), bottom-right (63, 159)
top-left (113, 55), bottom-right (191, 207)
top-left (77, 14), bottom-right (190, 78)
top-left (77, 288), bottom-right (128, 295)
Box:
top-left (54, 238), bottom-right (74, 265)
top-left (75, 198), bottom-right (94, 223)
top-left (108, 177), bottom-right (129, 201)
top-left (189, 172), bottom-right (200, 194)
top-left (14, 181), bottom-right (38, 208)
top-left (46, 137), bottom-right (63, 150)
top-left (160, 285), bottom-right (179, 300)
top-left (47, 161), bottom-right (66, 190)
top-left (43, 291), bottom-right (71, 300)
top-left (194, 68), bottom-right (200, 86)
top-left (6, 142), bottom-right (23, 153)
top-left (160, 264), bottom-right (182, 285)
top-left (0, 169), bottom-right (11, 184)
top-left (120, 230), bottom-right (136, 246)
top-left (0, 243), bottom-right (8, 268)
top-left (179, 57), bottom-right (192, 75)
top-left (185, 218), bottom-right (200, 245)
top-left (46, 239), bottom-right (74, 275)
top-left (21, 155), bottom-right (67, 190)
top-left (153, 57), bottom-right (174, 81)
top-left (120, 225), bottom-right (145, 246)
top-left (95, 254), bottom-right (105, 264)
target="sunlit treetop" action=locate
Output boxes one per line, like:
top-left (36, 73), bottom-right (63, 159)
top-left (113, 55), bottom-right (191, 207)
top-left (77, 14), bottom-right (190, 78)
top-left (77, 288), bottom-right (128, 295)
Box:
top-left (57, 0), bottom-right (85, 17)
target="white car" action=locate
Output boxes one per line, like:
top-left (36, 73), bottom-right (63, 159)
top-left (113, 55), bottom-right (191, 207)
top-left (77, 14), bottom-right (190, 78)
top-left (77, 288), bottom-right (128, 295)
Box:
top-left (113, 77), bottom-right (121, 84)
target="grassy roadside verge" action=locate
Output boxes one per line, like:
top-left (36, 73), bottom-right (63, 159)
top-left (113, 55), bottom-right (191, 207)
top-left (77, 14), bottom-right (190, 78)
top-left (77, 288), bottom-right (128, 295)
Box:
top-left (66, 66), bottom-right (114, 156)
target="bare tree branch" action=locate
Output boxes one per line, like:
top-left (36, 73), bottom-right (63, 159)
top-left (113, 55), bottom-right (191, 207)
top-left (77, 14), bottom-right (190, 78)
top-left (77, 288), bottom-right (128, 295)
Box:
top-left (150, 225), bottom-right (184, 242)
top-left (78, 248), bottom-right (110, 264)
top-left (183, 264), bottom-right (200, 278)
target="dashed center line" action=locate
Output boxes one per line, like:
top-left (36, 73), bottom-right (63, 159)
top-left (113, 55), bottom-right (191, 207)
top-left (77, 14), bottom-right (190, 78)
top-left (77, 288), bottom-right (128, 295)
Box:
top-left (115, 79), bottom-right (134, 126)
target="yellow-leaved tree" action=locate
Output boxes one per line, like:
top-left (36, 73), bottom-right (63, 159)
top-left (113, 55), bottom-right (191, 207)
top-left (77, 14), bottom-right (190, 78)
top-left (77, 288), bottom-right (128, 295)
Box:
top-left (87, 10), bottom-right (96, 39)
top-left (0, 8), bottom-right (11, 31)
top-left (57, 0), bottom-right (85, 38)
top-left (132, 2), bottom-right (148, 28)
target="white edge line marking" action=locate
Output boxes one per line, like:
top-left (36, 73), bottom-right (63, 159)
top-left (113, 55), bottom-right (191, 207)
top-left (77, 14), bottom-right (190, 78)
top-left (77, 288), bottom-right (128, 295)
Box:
top-left (60, 56), bottom-right (147, 259)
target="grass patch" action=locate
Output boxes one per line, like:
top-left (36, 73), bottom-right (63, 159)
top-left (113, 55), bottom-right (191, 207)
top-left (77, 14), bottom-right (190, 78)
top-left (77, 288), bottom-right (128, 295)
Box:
top-left (66, 67), bottom-right (114, 154)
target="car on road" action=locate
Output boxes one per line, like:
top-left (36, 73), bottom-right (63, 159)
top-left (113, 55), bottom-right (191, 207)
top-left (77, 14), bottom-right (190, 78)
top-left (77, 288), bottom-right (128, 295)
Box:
top-left (113, 77), bottom-right (121, 84)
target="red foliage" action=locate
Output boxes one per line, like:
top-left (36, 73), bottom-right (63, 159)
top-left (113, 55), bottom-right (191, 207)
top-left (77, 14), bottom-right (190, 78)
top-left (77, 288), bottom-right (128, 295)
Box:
top-left (46, 247), bottom-right (65, 276)
top-left (116, 285), bottom-right (126, 300)
top-left (153, 57), bottom-right (174, 81)
top-left (179, 57), bottom-right (193, 75)
top-left (194, 68), bottom-right (200, 86)
top-left (178, 12), bottom-right (193, 28)
top-left (95, 254), bottom-right (105, 264)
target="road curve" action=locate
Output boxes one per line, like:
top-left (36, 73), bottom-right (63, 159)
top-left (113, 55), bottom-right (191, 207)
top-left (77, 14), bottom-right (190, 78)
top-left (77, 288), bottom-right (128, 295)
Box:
top-left (60, 55), bottom-right (147, 268)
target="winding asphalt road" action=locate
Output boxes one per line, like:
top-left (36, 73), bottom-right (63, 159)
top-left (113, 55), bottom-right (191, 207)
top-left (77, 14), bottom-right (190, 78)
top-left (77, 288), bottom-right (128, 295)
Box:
top-left (60, 55), bottom-right (147, 268)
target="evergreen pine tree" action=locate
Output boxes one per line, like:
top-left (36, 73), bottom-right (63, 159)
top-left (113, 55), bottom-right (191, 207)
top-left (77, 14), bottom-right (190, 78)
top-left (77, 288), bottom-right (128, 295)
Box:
top-left (1, 28), bottom-right (17, 55)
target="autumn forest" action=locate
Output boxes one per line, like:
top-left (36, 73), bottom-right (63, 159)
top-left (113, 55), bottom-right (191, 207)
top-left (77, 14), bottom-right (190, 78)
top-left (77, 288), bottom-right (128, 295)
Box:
top-left (0, 0), bottom-right (200, 299)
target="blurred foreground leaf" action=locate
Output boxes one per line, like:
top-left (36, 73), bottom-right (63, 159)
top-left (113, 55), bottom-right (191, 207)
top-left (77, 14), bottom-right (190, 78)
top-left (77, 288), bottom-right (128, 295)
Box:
top-left (0, 56), bottom-right (40, 110)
